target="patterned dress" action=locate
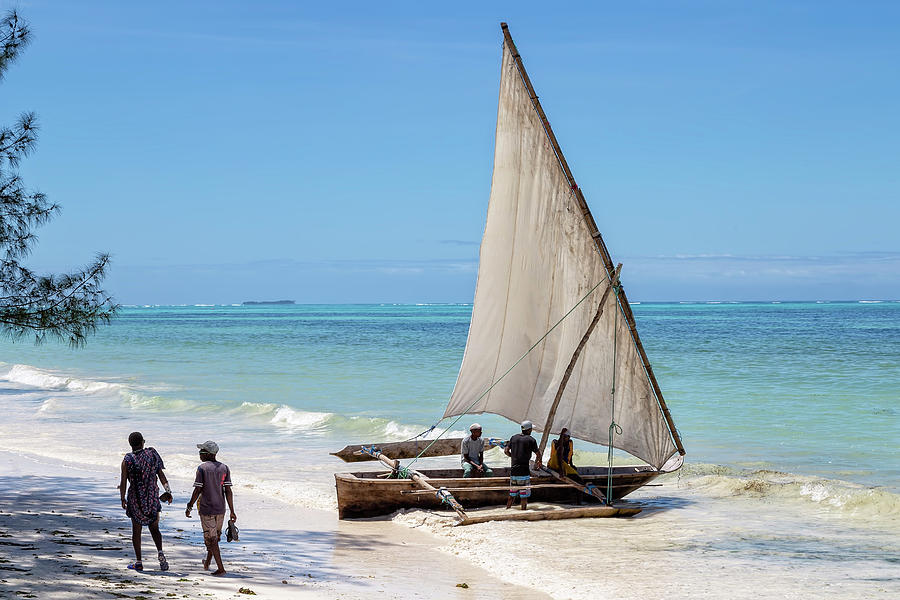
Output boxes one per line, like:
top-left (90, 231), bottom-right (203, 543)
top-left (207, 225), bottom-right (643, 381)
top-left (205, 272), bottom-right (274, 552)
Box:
top-left (124, 447), bottom-right (164, 525)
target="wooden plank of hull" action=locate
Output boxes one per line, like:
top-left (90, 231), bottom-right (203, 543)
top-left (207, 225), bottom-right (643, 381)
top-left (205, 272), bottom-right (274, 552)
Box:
top-left (335, 466), bottom-right (659, 519)
top-left (331, 438), bottom-right (503, 463)
top-left (367, 449), bottom-right (469, 521)
top-left (457, 505), bottom-right (641, 526)
top-left (401, 482), bottom-right (660, 494)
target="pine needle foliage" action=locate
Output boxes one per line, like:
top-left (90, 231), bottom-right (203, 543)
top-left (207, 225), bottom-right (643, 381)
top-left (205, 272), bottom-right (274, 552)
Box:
top-left (0, 11), bottom-right (117, 346)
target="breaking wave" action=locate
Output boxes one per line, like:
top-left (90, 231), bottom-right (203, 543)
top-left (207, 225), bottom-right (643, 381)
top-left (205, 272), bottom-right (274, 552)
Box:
top-left (233, 401), bottom-right (440, 440)
top-left (3, 364), bottom-right (120, 394)
top-left (120, 391), bottom-right (195, 412)
top-left (2, 363), bottom-right (452, 444)
top-left (667, 462), bottom-right (900, 525)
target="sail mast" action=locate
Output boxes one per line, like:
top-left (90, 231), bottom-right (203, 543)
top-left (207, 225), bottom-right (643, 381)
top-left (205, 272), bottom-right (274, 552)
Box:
top-left (500, 22), bottom-right (685, 457)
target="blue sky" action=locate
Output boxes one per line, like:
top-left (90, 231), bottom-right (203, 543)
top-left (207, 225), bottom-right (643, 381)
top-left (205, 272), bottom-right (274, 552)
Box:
top-left (4, 1), bottom-right (898, 303)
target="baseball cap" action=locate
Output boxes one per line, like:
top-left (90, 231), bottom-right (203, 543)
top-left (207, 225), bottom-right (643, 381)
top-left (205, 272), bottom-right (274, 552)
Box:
top-left (197, 440), bottom-right (219, 455)
top-left (521, 420), bottom-right (533, 430)
top-left (470, 423), bottom-right (482, 431)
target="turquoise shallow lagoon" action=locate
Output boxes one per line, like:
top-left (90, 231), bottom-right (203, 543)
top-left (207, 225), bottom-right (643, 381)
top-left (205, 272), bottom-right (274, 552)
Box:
top-left (2, 301), bottom-right (896, 489)
top-left (1, 302), bottom-right (898, 598)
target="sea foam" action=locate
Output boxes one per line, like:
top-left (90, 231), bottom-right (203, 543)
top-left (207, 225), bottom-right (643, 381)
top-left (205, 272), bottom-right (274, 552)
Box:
top-left (670, 462), bottom-right (900, 525)
top-left (3, 364), bottom-right (119, 394)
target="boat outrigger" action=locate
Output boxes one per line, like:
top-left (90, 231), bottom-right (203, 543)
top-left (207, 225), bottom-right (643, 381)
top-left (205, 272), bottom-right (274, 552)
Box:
top-left (332, 23), bottom-right (685, 525)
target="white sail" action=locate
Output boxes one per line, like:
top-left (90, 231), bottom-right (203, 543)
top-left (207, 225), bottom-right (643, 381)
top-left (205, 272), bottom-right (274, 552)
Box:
top-left (444, 42), bottom-right (678, 471)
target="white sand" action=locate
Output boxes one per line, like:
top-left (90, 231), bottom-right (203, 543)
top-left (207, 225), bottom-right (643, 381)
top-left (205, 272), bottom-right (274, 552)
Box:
top-left (0, 450), bottom-right (549, 599)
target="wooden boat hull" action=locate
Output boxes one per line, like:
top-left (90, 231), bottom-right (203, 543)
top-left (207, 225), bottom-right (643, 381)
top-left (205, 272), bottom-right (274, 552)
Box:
top-left (335, 465), bottom-right (659, 519)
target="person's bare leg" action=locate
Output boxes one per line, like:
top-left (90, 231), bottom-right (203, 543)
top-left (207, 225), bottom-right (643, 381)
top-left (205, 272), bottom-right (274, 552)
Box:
top-left (131, 521), bottom-right (142, 562)
top-left (206, 535), bottom-right (225, 575)
top-left (506, 495), bottom-right (514, 509)
top-left (148, 520), bottom-right (163, 552)
top-left (203, 549), bottom-right (212, 570)
top-left (520, 497), bottom-right (528, 510)
top-left (148, 518), bottom-right (168, 570)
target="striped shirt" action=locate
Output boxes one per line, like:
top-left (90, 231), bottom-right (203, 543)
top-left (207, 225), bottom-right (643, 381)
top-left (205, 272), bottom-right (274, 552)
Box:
top-left (193, 460), bottom-right (232, 516)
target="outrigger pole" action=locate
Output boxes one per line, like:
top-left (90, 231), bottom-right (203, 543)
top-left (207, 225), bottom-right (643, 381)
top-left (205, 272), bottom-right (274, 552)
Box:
top-left (500, 22), bottom-right (685, 457)
top-left (358, 446), bottom-right (469, 522)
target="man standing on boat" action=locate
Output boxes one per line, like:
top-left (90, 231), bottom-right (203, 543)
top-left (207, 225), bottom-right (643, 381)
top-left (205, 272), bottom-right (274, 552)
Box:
top-left (461, 423), bottom-right (494, 478)
top-left (505, 420), bottom-right (542, 510)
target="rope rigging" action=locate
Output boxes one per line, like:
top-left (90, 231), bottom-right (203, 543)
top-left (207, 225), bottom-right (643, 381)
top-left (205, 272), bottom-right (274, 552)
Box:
top-left (404, 276), bottom-right (609, 470)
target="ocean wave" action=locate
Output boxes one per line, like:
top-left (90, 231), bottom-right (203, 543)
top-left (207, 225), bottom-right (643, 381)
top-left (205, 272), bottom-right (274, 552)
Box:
top-left (266, 404), bottom-right (442, 440)
top-left (36, 397), bottom-right (64, 414)
top-left (238, 402), bottom-right (463, 441)
top-left (120, 390), bottom-right (194, 412)
top-left (234, 401), bottom-right (281, 416)
top-left (668, 463), bottom-right (900, 524)
top-left (270, 406), bottom-right (334, 432)
top-left (2, 364), bottom-right (120, 394)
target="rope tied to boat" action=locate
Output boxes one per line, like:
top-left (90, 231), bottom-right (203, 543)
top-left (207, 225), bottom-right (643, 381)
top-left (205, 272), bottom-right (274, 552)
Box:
top-left (391, 465), bottom-right (411, 480)
top-left (436, 487), bottom-right (453, 505)
top-left (401, 423), bottom-right (438, 443)
top-left (362, 445), bottom-right (380, 457)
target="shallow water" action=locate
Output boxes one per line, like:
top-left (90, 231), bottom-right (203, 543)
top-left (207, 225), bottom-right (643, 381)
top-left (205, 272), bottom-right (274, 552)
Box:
top-left (1, 302), bottom-right (898, 598)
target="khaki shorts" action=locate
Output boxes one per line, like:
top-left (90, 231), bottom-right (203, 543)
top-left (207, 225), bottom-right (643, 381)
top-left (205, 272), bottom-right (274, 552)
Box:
top-left (200, 513), bottom-right (225, 542)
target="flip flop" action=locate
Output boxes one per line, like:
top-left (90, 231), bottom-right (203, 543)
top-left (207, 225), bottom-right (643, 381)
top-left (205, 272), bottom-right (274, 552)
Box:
top-left (127, 561), bottom-right (143, 572)
top-left (225, 520), bottom-right (239, 542)
top-left (158, 552), bottom-right (169, 571)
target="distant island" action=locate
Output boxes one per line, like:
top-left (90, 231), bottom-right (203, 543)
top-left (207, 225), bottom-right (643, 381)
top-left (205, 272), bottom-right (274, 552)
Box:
top-left (241, 300), bottom-right (295, 305)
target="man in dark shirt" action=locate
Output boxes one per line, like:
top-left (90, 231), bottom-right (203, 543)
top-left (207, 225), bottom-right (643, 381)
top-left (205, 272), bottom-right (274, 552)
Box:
top-left (504, 420), bottom-right (542, 510)
top-left (185, 441), bottom-right (236, 576)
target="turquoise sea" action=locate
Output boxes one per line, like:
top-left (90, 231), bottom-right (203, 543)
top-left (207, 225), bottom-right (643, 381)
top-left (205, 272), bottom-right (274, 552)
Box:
top-left (1, 301), bottom-right (898, 598)
top-left (2, 302), bottom-right (897, 488)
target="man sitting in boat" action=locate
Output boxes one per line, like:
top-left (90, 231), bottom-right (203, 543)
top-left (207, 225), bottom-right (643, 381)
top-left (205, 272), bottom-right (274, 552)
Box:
top-left (461, 423), bottom-right (494, 477)
top-left (547, 427), bottom-right (584, 484)
top-left (505, 420), bottom-right (543, 510)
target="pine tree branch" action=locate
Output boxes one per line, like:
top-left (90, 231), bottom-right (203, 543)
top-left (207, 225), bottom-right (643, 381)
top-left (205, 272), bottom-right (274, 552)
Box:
top-left (0, 11), bottom-right (30, 81)
top-left (0, 10), bottom-right (117, 346)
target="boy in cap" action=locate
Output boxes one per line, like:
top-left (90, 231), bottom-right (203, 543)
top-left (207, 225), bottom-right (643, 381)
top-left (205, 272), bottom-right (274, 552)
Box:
top-left (504, 420), bottom-right (542, 510)
top-left (185, 440), bottom-right (236, 576)
top-left (461, 423), bottom-right (494, 477)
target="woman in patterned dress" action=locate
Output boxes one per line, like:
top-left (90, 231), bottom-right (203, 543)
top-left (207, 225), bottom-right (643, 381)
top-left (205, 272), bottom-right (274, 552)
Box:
top-left (118, 432), bottom-right (173, 571)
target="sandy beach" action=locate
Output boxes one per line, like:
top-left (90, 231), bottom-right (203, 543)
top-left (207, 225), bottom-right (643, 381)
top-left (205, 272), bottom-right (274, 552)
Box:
top-left (0, 450), bottom-right (549, 599)
top-left (4, 444), bottom-right (898, 600)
